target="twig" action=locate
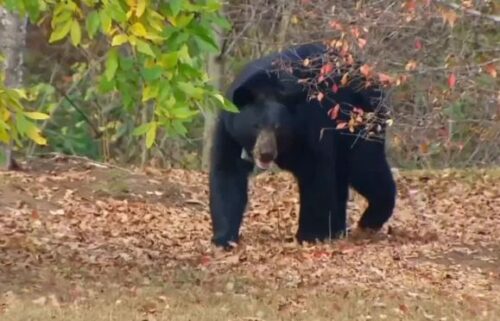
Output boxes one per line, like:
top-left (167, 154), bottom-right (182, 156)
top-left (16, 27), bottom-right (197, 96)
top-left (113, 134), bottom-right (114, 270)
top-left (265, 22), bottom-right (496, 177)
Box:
top-left (435, 0), bottom-right (500, 23)
top-left (30, 152), bottom-right (137, 174)
top-left (388, 57), bottom-right (500, 75)
top-left (55, 87), bottom-right (102, 138)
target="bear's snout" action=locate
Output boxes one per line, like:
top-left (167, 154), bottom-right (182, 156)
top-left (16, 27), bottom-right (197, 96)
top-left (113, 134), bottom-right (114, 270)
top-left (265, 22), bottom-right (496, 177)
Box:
top-left (253, 129), bottom-right (278, 169)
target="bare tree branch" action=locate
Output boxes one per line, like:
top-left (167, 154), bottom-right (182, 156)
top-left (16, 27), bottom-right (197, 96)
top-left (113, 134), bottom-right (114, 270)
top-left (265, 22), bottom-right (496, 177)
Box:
top-left (435, 0), bottom-right (500, 23)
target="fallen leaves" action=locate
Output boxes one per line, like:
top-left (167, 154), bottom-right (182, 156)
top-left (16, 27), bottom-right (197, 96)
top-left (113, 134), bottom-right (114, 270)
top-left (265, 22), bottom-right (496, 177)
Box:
top-left (485, 63), bottom-right (497, 78)
top-left (441, 9), bottom-right (458, 28)
top-left (0, 157), bottom-right (500, 311)
top-left (448, 72), bottom-right (457, 89)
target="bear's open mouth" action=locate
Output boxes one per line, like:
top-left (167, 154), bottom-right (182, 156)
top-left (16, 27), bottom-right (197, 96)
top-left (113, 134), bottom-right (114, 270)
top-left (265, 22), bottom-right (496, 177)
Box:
top-left (255, 158), bottom-right (274, 170)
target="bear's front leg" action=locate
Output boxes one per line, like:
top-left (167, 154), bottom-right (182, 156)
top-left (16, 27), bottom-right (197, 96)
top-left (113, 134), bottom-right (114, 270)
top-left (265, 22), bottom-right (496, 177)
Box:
top-left (295, 159), bottom-right (347, 243)
top-left (209, 119), bottom-right (253, 249)
top-left (209, 166), bottom-right (252, 248)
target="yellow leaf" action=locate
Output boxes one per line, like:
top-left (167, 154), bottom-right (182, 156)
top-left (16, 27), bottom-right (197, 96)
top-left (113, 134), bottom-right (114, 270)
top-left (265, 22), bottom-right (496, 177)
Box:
top-left (136, 0), bottom-right (146, 17)
top-left (13, 88), bottom-right (28, 99)
top-left (70, 19), bottom-right (81, 46)
top-left (0, 128), bottom-right (9, 143)
top-left (341, 72), bottom-right (349, 86)
top-left (136, 39), bottom-right (155, 57)
top-left (148, 11), bottom-right (165, 32)
top-left (145, 122), bottom-right (157, 148)
top-left (26, 126), bottom-right (47, 145)
top-left (142, 84), bottom-right (159, 102)
top-left (111, 34), bottom-right (128, 46)
top-left (405, 59), bottom-right (418, 71)
top-left (128, 35), bottom-right (137, 46)
top-left (24, 112), bottom-right (50, 120)
top-left (130, 22), bottom-right (147, 37)
top-left (1, 109), bottom-right (11, 121)
top-left (49, 18), bottom-right (72, 43)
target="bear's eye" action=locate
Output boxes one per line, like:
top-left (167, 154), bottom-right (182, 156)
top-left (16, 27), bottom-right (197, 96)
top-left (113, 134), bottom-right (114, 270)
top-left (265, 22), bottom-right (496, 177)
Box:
top-left (274, 124), bottom-right (281, 130)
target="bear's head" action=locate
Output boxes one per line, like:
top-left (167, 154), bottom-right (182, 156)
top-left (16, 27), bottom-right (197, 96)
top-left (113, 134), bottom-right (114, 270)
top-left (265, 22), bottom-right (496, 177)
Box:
top-left (228, 75), bottom-right (304, 170)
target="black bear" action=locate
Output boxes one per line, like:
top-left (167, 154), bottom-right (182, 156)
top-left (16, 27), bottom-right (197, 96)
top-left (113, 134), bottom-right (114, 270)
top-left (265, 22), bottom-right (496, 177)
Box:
top-left (209, 42), bottom-right (396, 248)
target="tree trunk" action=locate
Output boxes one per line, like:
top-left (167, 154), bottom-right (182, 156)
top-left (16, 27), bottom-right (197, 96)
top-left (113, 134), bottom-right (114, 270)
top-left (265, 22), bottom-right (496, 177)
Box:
top-left (201, 23), bottom-right (226, 171)
top-left (0, 7), bottom-right (27, 170)
top-left (276, 0), bottom-right (293, 50)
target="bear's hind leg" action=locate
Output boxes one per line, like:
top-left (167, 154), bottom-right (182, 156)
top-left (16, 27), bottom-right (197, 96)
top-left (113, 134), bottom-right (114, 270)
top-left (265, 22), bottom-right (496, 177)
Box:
top-left (348, 140), bottom-right (396, 230)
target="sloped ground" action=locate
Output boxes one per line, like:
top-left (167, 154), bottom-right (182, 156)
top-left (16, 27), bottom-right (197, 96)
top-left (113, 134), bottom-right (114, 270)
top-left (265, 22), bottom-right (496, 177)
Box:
top-left (1, 155), bottom-right (499, 320)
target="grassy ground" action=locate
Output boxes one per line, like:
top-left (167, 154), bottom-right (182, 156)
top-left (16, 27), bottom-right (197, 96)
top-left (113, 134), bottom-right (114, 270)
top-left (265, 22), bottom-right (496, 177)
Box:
top-left (3, 280), bottom-right (494, 321)
top-left (1, 156), bottom-right (499, 320)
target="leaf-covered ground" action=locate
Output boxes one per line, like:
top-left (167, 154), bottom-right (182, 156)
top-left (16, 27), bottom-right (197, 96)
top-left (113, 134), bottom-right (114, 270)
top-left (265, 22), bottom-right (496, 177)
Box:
top-left (1, 156), bottom-right (499, 320)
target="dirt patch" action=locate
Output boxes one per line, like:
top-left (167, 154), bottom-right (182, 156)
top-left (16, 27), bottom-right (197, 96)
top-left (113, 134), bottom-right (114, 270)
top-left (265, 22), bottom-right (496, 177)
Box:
top-left (422, 245), bottom-right (500, 274)
top-left (1, 155), bottom-right (189, 208)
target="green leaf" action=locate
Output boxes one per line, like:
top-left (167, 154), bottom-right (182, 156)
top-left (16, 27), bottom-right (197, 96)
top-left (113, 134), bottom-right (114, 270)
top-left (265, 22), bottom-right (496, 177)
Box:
top-left (23, 111), bottom-right (50, 120)
top-left (177, 44), bottom-right (192, 63)
top-left (190, 25), bottom-right (219, 52)
top-left (118, 56), bottom-right (134, 71)
top-left (24, 0), bottom-right (42, 22)
top-left (98, 76), bottom-right (115, 93)
top-left (122, 90), bottom-right (135, 111)
top-left (169, 0), bottom-right (183, 16)
top-left (86, 11), bottom-right (100, 39)
top-left (221, 100), bottom-right (239, 113)
top-left (109, 2), bottom-right (128, 23)
top-left (105, 48), bottom-right (119, 81)
top-left (170, 119), bottom-right (188, 136)
top-left (177, 81), bottom-right (204, 99)
top-left (165, 31), bottom-right (190, 51)
top-left (99, 10), bottom-right (112, 34)
top-left (160, 52), bottom-right (178, 69)
top-left (174, 13), bottom-right (194, 28)
top-left (170, 107), bottom-right (199, 120)
top-left (141, 67), bottom-right (163, 81)
top-left (158, 82), bottom-right (172, 101)
top-left (133, 122), bottom-right (152, 136)
top-left (211, 14), bottom-right (232, 30)
top-left (70, 19), bottom-right (82, 46)
top-left (136, 40), bottom-right (155, 57)
top-left (205, 0), bottom-right (222, 11)
top-left (212, 92), bottom-right (238, 112)
top-left (15, 114), bottom-right (29, 135)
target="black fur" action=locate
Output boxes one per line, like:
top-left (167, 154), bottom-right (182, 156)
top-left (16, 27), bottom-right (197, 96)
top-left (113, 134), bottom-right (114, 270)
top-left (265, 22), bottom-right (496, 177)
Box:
top-left (209, 43), bottom-right (396, 248)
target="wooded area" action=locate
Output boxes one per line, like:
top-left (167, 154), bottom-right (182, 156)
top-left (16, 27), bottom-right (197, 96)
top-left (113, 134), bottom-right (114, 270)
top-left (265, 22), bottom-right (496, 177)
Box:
top-left (1, 0), bottom-right (498, 170)
top-left (1, 1), bottom-right (499, 320)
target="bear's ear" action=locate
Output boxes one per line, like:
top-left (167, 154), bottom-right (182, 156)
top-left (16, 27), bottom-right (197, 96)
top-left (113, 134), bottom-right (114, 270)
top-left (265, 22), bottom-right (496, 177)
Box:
top-left (232, 85), bottom-right (257, 108)
top-left (231, 72), bottom-right (277, 107)
top-left (274, 80), bottom-right (308, 107)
